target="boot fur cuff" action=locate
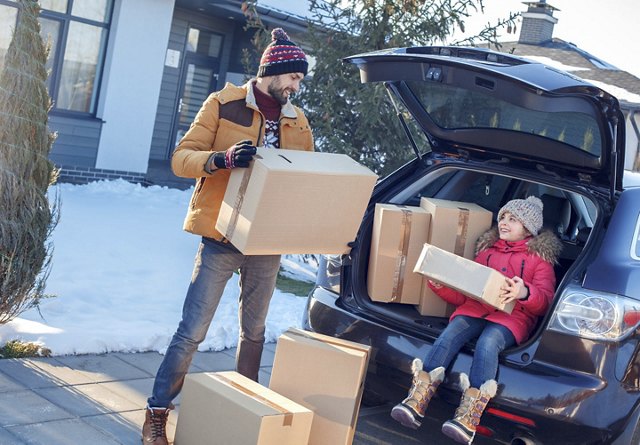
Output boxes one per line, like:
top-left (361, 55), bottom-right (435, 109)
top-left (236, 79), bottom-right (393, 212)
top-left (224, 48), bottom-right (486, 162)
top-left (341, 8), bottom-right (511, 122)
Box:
top-left (459, 373), bottom-right (470, 391)
top-left (412, 358), bottom-right (424, 374)
top-left (429, 366), bottom-right (445, 383)
top-left (479, 379), bottom-right (498, 398)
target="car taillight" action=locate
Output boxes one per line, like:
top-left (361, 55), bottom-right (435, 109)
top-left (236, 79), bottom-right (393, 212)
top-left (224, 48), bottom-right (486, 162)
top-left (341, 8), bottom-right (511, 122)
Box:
top-left (548, 285), bottom-right (640, 341)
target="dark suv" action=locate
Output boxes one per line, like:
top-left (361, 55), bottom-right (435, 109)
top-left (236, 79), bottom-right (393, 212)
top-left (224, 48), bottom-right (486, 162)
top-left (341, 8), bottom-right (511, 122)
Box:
top-left (304, 46), bottom-right (640, 445)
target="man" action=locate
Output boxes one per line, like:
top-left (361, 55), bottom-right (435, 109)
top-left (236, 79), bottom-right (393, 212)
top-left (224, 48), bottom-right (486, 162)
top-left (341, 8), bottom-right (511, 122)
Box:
top-left (142, 28), bottom-right (313, 445)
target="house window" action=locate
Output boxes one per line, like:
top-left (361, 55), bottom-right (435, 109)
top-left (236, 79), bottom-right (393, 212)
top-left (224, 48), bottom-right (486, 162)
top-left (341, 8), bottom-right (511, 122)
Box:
top-left (0, 0), bottom-right (112, 115)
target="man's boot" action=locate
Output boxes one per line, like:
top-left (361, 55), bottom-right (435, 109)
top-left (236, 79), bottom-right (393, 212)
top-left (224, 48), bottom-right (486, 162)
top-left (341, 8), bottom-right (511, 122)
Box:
top-left (390, 358), bottom-right (445, 429)
top-left (142, 405), bottom-right (172, 445)
top-left (441, 374), bottom-right (497, 445)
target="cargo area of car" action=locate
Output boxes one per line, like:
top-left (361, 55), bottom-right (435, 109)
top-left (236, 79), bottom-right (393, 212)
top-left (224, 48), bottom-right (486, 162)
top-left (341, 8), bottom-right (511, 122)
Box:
top-left (350, 164), bottom-right (598, 344)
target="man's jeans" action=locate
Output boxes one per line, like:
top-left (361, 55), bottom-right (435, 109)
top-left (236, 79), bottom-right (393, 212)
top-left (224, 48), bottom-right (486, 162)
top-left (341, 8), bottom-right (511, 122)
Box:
top-left (148, 237), bottom-right (281, 408)
top-left (424, 315), bottom-right (515, 388)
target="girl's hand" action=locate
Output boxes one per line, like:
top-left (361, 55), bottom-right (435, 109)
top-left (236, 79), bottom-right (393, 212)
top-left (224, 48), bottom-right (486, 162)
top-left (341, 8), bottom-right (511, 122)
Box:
top-left (500, 276), bottom-right (528, 303)
top-left (428, 279), bottom-right (443, 289)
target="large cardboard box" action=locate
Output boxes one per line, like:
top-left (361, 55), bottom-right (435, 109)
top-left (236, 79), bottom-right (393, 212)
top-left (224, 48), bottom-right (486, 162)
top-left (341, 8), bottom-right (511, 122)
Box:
top-left (414, 243), bottom-right (515, 314)
top-left (216, 148), bottom-right (378, 255)
top-left (419, 197), bottom-right (493, 258)
top-left (368, 204), bottom-right (431, 304)
top-left (269, 328), bottom-right (371, 445)
top-left (174, 371), bottom-right (313, 445)
top-left (416, 198), bottom-right (493, 316)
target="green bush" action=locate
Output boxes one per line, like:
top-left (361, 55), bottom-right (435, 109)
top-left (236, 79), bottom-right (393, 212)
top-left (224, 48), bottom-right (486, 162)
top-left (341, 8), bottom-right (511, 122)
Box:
top-left (0, 340), bottom-right (51, 359)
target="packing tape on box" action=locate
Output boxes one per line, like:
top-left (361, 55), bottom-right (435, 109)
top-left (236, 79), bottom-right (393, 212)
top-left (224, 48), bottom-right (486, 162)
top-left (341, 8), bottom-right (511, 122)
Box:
top-left (391, 207), bottom-right (412, 302)
top-left (213, 373), bottom-right (294, 426)
top-left (224, 164), bottom-right (254, 241)
top-left (454, 208), bottom-right (469, 257)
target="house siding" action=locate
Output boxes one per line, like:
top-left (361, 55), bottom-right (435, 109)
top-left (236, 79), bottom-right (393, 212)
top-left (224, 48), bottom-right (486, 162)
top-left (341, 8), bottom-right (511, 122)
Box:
top-left (48, 115), bottom-right (102, 168)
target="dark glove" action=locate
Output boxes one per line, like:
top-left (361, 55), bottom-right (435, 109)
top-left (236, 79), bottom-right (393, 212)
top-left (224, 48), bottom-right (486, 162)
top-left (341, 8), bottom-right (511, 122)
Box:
top-left (213, 140), bottom-right (257, 169)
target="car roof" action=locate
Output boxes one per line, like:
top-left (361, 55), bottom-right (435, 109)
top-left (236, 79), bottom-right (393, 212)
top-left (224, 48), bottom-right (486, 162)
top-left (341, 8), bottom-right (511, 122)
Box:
top-left (345, 46), bottom-right (626, 194)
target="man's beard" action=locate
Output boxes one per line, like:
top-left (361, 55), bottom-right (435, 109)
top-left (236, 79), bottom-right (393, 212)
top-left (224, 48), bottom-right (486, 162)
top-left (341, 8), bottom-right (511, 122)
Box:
top-left (267, 81), bottom-right (291, 105)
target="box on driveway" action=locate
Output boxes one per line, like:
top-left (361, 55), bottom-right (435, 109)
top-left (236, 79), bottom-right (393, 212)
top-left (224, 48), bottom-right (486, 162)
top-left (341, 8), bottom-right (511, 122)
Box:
top-left (174, 371), bottom-right (313, 445)
top-left (269, 328), bottom-right (371, 445)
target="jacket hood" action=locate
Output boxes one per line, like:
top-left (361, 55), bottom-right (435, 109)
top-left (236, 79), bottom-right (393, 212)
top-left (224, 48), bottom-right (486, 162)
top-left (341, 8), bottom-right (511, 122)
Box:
top-left (475, 227), bottom-right (563, 264)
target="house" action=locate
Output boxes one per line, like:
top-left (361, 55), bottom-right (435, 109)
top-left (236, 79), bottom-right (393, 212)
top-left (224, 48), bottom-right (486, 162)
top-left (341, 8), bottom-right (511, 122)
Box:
top-left (493, 0), bottom-right (640, 171)
top-left (0, 0), bottom-right (309, 189)
top-left (1, 0), bottom-right (638, 189)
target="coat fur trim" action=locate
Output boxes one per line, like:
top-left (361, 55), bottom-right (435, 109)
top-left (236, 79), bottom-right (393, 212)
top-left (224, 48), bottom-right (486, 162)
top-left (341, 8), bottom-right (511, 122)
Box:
top-left (475, 227), bottom-right (562, 265)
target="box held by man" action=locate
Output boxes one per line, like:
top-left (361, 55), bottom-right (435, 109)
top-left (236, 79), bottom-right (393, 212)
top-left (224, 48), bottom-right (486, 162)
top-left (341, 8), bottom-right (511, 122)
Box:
top-left (216, 148), bottom-right (378, 255)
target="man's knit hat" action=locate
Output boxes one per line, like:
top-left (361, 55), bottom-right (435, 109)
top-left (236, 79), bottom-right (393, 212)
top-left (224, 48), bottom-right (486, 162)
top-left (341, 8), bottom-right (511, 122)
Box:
top-left (497, 196), bottom-right (544, 236)
top-left (257, 28), bottom-right (308, 78)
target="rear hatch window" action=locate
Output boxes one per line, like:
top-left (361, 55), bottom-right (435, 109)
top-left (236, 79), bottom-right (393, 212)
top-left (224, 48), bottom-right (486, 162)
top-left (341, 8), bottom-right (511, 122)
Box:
top-left (406, 80), bottom-right (603, 156)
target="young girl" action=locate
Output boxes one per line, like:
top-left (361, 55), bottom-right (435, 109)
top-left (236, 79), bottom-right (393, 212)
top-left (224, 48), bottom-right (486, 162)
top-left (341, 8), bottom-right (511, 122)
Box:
top-left (391, 196), bottom-right (562, 445)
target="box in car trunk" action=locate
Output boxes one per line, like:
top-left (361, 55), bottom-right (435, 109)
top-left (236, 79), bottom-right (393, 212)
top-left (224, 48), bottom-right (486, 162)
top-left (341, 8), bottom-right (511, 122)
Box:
top-left (415, 198), bottom-right (493, 316)
top-left (216, 148), bottom-right (378, 255)
top-left (269, 328), bottom-right (370, 445)
top-left (367, 204), bottom-right (431, 304)
top-left (415, 243), bottom-right (515, 314)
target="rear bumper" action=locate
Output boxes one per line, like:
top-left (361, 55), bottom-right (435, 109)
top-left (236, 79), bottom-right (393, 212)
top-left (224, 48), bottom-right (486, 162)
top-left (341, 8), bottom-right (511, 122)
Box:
top-left (304, 286), bottom-right (640, 445)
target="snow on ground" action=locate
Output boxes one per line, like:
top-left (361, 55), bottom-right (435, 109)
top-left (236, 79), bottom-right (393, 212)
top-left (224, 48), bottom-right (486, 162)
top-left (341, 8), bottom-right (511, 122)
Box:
top-left (0, 180), bottom-right (317, 356)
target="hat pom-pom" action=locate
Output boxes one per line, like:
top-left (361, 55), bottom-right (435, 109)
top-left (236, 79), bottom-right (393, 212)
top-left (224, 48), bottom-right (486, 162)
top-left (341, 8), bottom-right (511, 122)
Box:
top-left (526, 195), bottom-right (543, 211)
top-left (271, 27), bottom-right (289, 41)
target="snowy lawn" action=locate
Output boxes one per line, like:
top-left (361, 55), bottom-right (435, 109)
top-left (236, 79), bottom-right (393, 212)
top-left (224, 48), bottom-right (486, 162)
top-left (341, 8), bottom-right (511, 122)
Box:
top-left (0, 180), bottom-right (317, 356)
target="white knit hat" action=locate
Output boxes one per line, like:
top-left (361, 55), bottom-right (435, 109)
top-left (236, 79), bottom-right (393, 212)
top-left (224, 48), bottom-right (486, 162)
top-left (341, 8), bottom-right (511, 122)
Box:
top-left (497, 196), bottom-right (544, 236)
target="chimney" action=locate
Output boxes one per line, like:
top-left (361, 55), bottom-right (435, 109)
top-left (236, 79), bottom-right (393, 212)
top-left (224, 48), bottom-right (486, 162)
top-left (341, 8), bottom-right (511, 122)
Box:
top-left (518, 1), bottom-right (559, 44)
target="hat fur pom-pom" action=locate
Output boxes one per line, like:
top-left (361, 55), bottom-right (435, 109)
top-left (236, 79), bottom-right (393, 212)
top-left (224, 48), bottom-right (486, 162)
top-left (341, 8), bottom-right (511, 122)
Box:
top-left (271, 27), bottom-right (289, 41)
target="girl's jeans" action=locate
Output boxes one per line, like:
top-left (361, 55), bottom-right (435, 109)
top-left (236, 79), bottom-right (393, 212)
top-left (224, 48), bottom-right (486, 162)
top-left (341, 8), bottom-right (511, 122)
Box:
top-left (424, 315), bottom-right (516, 388)
top-left (148, 237), bottom-right (281, 408)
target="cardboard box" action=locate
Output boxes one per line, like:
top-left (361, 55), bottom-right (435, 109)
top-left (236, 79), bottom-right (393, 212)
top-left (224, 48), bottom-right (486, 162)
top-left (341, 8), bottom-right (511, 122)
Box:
top-left (419, 197), bottom-right (493, 258)
top-left (414, 243), bottom-right (515, 314)
top-left (368, 204), bottom-right (431, 304)
top-left (416, 198), bottom-right (493, 316)
top-left (415, 277), bottom-right (456, 317)
top-left (216, 148), bottom-right (378, 255)
top-left (269, 328), bottom-right (371, 445)
top-left (174, 371), bottom-right (313, 445)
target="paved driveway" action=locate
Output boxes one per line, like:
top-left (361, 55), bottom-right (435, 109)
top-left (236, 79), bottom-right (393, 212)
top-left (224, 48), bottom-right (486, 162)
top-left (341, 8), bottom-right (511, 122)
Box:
top-left (0, 345), bottom-right (494, 444)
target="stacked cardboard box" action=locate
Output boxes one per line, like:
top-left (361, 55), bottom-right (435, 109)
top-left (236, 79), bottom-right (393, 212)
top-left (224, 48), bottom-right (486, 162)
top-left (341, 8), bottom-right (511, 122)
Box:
top-left (414, 243), bottom-right (515, 313)
top-left (367, 204), bottom-right (431, 304)
top-left (269, 328), bottom-right (371, 445)
top-left (415, 198), bottom-right (493, 316)
top-left (174, 371), bottom-right (313, 445)
top-left (216, 148), bottom-right (378, 255)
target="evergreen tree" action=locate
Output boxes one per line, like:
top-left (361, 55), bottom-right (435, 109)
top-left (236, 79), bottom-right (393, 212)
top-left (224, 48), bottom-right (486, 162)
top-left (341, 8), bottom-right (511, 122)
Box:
top-left (300, 0), bottom-right (517, 175)
top-left (0, 0), bottom-right (58, 324)
top-left (243, 0), bottom-right (517, 175)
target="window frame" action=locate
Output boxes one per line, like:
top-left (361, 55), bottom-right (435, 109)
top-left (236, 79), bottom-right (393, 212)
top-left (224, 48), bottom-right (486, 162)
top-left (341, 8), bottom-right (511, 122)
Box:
top-left (0, 0), bottom-right (113, 117)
